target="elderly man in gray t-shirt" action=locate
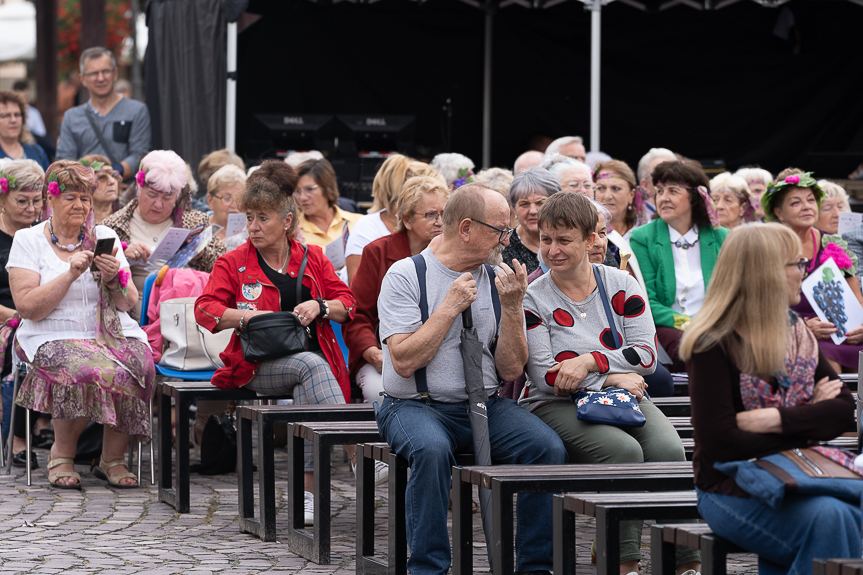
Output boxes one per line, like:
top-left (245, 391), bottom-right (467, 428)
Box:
top-left (376, 183), bottom-right (567, 575)
top-left (57, 47), bottom-right (150, 181)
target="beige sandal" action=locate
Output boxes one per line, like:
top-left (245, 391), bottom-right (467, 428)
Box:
top-left (47, 458), bottom-right (82, 490)
top-left (94, 457), bottom-right (138, 489)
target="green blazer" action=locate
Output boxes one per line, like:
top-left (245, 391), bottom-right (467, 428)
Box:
top-left (629, 220), bottom-right (729, 328)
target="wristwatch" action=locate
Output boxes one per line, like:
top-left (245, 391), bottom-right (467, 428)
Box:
top-left (315, 298), bottom-right (330, 319)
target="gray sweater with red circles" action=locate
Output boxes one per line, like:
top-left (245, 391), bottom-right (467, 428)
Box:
top-left (519, 265), bottom-right (658, 412)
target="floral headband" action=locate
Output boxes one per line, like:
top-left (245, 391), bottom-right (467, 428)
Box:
top-left (760, 172), bottom-right (824, 222)
top-left (0, 169), bottom-right (17, 194)
top-left (81, 158), bottom-right (121, 181)
top-left (657, 181), bottom-right (720, 230)
top-left (454, 168), bottom-right (475, 189)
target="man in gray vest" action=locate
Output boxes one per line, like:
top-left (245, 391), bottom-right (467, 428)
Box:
top-left (376, 183), bottom-right (567, 575)
top-left (57, 47), bottom-right (151, 180)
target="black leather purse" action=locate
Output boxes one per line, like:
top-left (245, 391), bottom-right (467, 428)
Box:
top-left (240, 245), bottom-right (312, 362)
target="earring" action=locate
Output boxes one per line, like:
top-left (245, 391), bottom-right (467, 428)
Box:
top-left (627, 203), bottom-right (633, 212)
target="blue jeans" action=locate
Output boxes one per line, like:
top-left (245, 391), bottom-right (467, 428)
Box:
top-left (376, 395), bottom-right (568, 575)
top-left (696, 487), bottom-right (862, 575)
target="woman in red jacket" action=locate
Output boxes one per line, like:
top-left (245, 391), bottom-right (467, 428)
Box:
top-left (344, 175), bottom-right (449, 403)
top-left (195, 160), bottom-right (356, 525)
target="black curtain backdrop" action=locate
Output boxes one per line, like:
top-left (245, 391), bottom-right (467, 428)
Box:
top-left (237, 0), bottom-right (863, 176)
top-left (146, 0), bottom-right (227, 182)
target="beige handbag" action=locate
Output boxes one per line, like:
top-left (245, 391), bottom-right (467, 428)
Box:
top-left (159, 297), bottom-right (232, 370)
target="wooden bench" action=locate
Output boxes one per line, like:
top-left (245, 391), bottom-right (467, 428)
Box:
top-left (237, 404), bottom-right (375, 542)
top-left (553, 491), bottom-right (700, 575)
top-left (650, 523), bottom-right (748, 575)
top-left (451, 462), bottom-right (694, 575)
top-left (157, 381), bottom-right (291, 513)
top-left (285, 421), bottom-right (383, 564)
top-left (813, 558), bottom-right (863, 575)
top-left (652, 397), bottom-right (691, 417)
top-left (356, 442), bottom-right (477, 575)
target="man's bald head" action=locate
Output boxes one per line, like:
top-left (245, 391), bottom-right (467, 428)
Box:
top-left (513, 151), bottom-right (544, 174)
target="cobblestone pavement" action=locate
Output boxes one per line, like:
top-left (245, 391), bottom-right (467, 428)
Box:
top-left (0, 443), bottom-right (758, 574)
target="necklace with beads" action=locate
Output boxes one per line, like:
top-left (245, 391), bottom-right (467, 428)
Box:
top-left (673, 236), bottom-right (699, 250)
top-left (48, 217), bottom-right (85, 252)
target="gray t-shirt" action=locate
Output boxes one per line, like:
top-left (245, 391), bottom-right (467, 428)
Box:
top-left (56, 97), bottom-right (151, 170)
top-left (378, 247), bottom-right (514, 402)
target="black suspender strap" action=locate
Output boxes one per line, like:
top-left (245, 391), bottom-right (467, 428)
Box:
top-left (410, 255), bottom-right (430, 396)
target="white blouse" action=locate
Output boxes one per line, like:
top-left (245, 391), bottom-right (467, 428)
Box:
top-left (6, 222), bottom-right (149, 362)
top-left (668, 225), bottom-right (705, 318)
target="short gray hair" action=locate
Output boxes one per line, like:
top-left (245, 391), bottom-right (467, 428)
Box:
top-left (818, 180), bottom-right (851, 212)
top-left (588, 197), bottom-right (613, 232)
top-left (636, 147), bottom-right (676, 183)
top-left (430, 153), bottom-right (475, 187)
top-left (545, 136), bottom-right (584, 157)
top-left (541, 153), bottom-right (591, 181)
top-left (734, 167), bottom-right (774, 187)
top-left (475, 167), bottom-right (514, 197)
top-left (79, 47), bottom-right (117, 74)
top-left (1, 159), bottom-right (44, 191)
top-left (508, 167), bottom-right (561, 206)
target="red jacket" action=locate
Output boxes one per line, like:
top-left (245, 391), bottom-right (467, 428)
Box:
top-left (343, 231), bottom-right (411, 381)
top-left (195, 238), bottom-right (356, 399)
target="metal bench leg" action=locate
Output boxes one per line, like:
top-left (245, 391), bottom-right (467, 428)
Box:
top-left (452, 466), bottom-right (474, 575)
top-left (158, 384), bottom-right (172, 495)
top-left (552, 494), bottom-right (576, 575)
top-left (25, 407), bottom-right (31, 485)
top-left (237, 412), bottom-right (255, 532)
top-left (700, 535), bottom-right (728, 575)
top-left (4, 366), bottom-right (21, 475)
top-left (491, 481), bottom-right (514, 575)
top-left (355, 447), bottom-right (375, 572)
top-left (595, 507), bottom-right (622, 575)
top-left (390, 452), bottom-right (408, 575)
top-left (650, 525), bottom-right (676, 575)
top-left (257, 416), bottom-right (276, 541)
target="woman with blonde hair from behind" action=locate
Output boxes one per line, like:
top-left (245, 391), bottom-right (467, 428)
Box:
top-left (344, 155), bottom-right (443, 282)
top-left (681, 223), bottom-right (858, 575)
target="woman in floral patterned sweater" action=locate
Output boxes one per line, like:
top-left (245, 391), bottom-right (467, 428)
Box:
top-left (520, 192), bottom-right (697, 575)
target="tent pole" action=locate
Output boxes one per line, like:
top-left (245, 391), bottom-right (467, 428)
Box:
top-left (226, 21), bottom-right (238, 151)
top-left (482, 3), bottom-right (494, 169)
top-left (589, 0), bottom-right (601, 152)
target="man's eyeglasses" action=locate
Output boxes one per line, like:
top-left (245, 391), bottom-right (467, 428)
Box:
top-left (786, 258), bottom-right (810, 272)
top-left (83, 68), bottom-right (116, 80)
top-left (563, 181), bottom-right (594, 192)
top-left (420, 210), bottom-right (445, 222)
top-left (473, 219), bottom-right (514, 243)
top-left (12, 198), bottom-right (43, 210)
top-left (0, 112), bottom-right (23, 121)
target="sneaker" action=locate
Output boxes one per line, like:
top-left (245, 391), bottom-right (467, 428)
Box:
top-left (304, 491), bottom-right (314, 526)
top-left (350, 459), bottom-right (389, 487)
top-left (372, 460), bottom-right (389, 486)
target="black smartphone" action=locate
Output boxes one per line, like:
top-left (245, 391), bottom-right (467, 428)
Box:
top-left (90, 238), bottom-right (115, 271)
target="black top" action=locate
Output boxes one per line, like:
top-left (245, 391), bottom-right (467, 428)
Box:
top-left (0, 229), bottom-right (15, 310)
top-left (501, 229), bottom-right (539, 275)
top-left (257, 250), bottom-right (320, 352)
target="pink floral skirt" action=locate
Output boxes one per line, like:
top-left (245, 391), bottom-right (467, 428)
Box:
top-left (15, 338), bottom-right (155, 437)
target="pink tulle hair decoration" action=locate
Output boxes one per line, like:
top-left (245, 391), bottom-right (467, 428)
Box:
top-left (0, 178), bottom-right (8, 194)
top-left (136, 170), bottom-right (147, 188)
top-left (821, 243), bottom-right (853, 270)
top-left (7, 317), bottom-right (19, 329)
top-left (47, 182), bottom-right (61, 197)
top-left (784, 175), bottom-right (800, 184)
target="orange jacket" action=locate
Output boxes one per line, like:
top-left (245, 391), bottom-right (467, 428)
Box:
top-left (195, 238), bottom-right (356, 399)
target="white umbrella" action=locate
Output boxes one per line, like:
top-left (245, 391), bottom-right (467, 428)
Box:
top-left (0, 1), bottom-right (36, 62)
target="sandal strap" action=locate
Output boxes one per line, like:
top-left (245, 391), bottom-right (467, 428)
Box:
top-left (49, 471), bottom-right (80, 479)
top-left (47, 458), bottom-right (75, 470)
top-left (99, 458), bottom-right (131, 472)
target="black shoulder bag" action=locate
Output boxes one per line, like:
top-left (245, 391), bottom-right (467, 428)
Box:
top-left (240, 245), bottom-right (311, 362)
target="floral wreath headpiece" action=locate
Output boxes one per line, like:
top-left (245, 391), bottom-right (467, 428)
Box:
top-left (79, 158), bottom-right (106, 172)
top-left (761, 172), bottom-right (824, 222)
top-left (45, 171), bottom-right (66, 197)
top-left (0, 169), bottom-right (17, 195)
top-left (453, 168), bottom-right (475, 189)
